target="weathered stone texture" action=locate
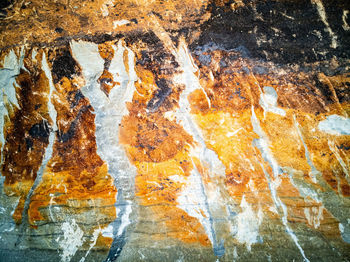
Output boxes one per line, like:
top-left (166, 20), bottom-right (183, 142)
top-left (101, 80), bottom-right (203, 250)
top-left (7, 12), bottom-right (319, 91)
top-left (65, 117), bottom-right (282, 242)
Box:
top-left (0, 0), bottom-right (350, 261)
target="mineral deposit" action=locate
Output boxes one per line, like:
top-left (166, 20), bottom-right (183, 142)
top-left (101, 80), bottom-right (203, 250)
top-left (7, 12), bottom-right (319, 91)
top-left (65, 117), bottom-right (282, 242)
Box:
top-left (0, 0), bottom-right (349, 261)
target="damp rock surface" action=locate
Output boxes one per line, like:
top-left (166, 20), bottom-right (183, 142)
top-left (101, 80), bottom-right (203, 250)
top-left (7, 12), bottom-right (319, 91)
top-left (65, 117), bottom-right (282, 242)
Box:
top-left (0, 0), bottom-right (350, 262)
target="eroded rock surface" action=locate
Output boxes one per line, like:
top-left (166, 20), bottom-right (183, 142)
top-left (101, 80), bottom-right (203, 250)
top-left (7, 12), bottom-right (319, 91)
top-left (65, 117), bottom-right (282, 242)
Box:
top-left (0, 0), bottom-right (350, 261)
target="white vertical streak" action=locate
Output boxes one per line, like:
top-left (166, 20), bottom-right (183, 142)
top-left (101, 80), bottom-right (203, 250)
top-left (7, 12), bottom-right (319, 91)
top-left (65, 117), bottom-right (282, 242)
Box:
top-left (172, 40), bottom-right (227, 255)
top-left (291, 116), bottom-right (350, 244)
top-left (59, 218), bottom-right (84, 262)
top-left (41, 52), bottom-right (58, 130)
top-left (293, 115), bottom-right (318, 183)
top-left (0, 47), bottom-right (25, 162)
top-left (311, 0), bottom-right (338, 49)
top-left (328, 140), bottom-right (350, 184)
top-left (71, 39), bottom-right (137, 245)
top-left (79, 227), bottom-right (102, 262)
top-left (235, 195), bottom-right (263, 251)
top-left (342, 10), bottom-right (350, 31)
top-left (251, 107), bottom-right (310, 262)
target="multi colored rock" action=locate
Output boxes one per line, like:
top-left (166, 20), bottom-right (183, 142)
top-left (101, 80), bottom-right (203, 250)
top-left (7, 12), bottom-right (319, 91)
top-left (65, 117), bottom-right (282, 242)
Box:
top-left (0, 0), bottom-right (350, 261)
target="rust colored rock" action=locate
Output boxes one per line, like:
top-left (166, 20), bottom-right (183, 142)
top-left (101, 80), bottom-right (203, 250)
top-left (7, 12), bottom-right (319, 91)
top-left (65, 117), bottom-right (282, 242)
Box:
top-left (0, 0), bottom-right (350, 262)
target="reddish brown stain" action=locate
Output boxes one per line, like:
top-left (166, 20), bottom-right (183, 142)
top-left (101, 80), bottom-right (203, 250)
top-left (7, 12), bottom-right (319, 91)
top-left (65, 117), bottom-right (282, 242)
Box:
top-left (191, 49), bottom-right (333, 115)
top-left (98, 42), bottom-right (119, 96)
top-left (120, 112), bottom-right (193, 163)
top-left (27, 48), bottom-right (117, 237)
top-left (189, 49), bottom-right (350, 241)
top-left (1, 49), bottom-right (53, 223)
top-left (117, 44), bottom-right (211, 246)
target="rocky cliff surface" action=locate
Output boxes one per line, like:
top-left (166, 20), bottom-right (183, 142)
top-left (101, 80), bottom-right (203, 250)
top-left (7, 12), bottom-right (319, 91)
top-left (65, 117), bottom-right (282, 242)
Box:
top-left (0, 0), bottom-right (350, 261)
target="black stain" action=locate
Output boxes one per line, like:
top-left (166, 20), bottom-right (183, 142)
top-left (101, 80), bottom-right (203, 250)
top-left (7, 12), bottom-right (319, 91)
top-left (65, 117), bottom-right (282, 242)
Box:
top-left (55, 27), bottom-right (64, 33)
top-left (67, 89), bottom-right (85, 108)
top-left (192, 0), bottom-right (350, 68)
top-left (312, 75), bottom-right (334, 104)
top-left (28, 120), bottom-right (51, 142)
top-left (82, 33), bottom-right (122, 44)
top-left (25, 137), bottom-right (33, 150)
top-left (0, 9), bottom-right (7, 18)
top-left (0, 0), bottom-right (12, 9)
top-left (130, 18), bottom-right (138, 24)
top-left (337, 144), bottom-right (350, 151)
top-left (147, 78), bottom-right (172, 112)
top-left (57, 106), bottom-right (90, 143)
top-left (52, 48), bottom-right (78, 83)
top-left (125, 31), bottom-right (179, 74)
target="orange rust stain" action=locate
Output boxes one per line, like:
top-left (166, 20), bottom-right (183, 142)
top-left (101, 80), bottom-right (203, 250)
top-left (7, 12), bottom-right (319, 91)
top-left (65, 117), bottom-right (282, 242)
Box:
top-left (0, 0), bottom-right (209, 49)
top-left (188, 49), bottom-right (350, 237)
top-left (132, 149), bottom-right (210, 246)
top-left (192, 49), bottom-right (331, 115)
top-left (191, 97), bottom-right (346, 237)
top-left (134, 149), bottom-right (192, 205)
top-left (279, 106), bottom-right (350, 197)
top-left (121, 119), bottom-right (210, 245)
top-left (98, 69), bottom-right (119, 96)
top-left (120, 112), bottom-right (193, 163)
top-left (132, 65), bottom-right (158, 109)
top-left (98, 42), bottom-right (115, 60)
top-left (98, 42), bottom-right (119, 96)
top-left (192, 110), bottom-right (261, 195)
top-left (118, 57), bottom-right (210, 245)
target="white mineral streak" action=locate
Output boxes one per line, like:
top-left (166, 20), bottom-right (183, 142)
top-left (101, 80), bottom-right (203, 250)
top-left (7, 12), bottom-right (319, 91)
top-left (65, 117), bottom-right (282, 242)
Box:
top-left (328, 140), bottom-right (350, 184)
top-left (113, 20), bottom-right (130, 28)
top-left (293, 116), bottom-right (318, 183)
top-left (117, 200), bottom-right (132, 236)
top-left (0, 49), bottom-right (27, 248)
top-left (291, 116), bottom-right (350, 244)
top-left (251, 108), bottom-right (280, 179)
top-left (251, 107), bottom-right (310, 262)
top-left (311, 0), bottom-right (338, 49)
top-left (0, 48), bottom-right (25, 221)
top-left (48, 193), bottom-right (56, 222)
top-left (235, 195), bottom-right (263, 251)
top-left (101, 223), bottom-right (114, 238)
top-left (259, 86), bottom-right (286, 117)
top-left (0, 47), bottom-right (25, 161)
top-left (41, 52), bottom-right (58, 130)
top-left (343, 10), bottom-right (350, 31)
top-left (233, 247), bottom-right (238, 259)
top-left (59, 219), bottom-right (85, 262)
top-left (226, 128), bottom-right (243, 137)
top-left (171, 40), bottom-right (229, 253)
top-left (101, 0), bottom-right (115, 17)
top-left (71, 39), bottom-right (137, 244)
top-left (339, 222), bottom-right (350, 243)
top-left (70, 41), bottom-right (104, 82)
top-left (304, 206), bottom-right (324, 229)
top-left (172, 167), bottom-right (226, 235)
top-left (285, 167), bottom-right (321, 202)
top-left (31, 48), bottom-right (38, 62)
top-left (17, 52), bottom-right (59, 233)
top-left (80, 227), bottom-right (102, 262)
top-left (176, 166), bottom-right (213, 241)
top-left (318, 114), bottom-right (350, 135)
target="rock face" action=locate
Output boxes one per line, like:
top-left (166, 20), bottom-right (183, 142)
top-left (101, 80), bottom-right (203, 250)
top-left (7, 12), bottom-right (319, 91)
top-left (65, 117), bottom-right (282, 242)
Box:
top-left (0, 0), bottom-right (350, 261)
